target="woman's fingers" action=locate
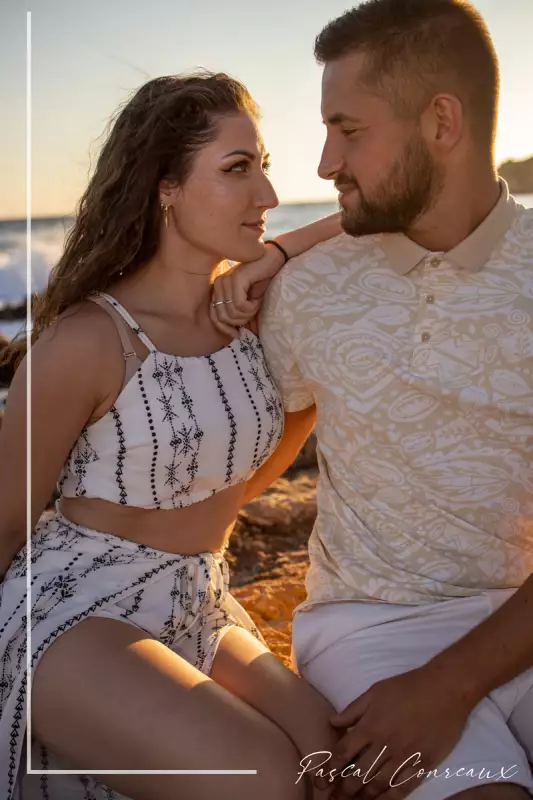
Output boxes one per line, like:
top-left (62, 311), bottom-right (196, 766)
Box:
top-left (209, 299), bottom-right (240, 338)
top-left (210, 269), bottom-right (263, 332)
top-left (221, 271), bottom-right (258, 317)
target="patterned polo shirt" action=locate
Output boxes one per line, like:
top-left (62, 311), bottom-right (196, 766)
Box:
top-left (259, 180), bottom-right (533, 610)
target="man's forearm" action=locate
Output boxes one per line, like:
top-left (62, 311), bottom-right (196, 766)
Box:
top-left (427, 573), bottom-right (533, 708)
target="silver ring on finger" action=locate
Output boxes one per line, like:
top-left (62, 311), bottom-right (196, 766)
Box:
top-left (212, 300), bottom-right (227, 307)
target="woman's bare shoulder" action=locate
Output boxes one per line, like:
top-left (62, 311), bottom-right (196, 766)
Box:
top-left (35, 299), bottom-right (120, 361)
top-left (25, 299), bottom-right (125, 403)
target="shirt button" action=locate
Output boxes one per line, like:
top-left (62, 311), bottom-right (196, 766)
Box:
top-left (426, 294), bottom-right (435, 304)
top-left (430, 257), bottom-right (441, 268)
top-left (421, 332), bottom-right (430, 342)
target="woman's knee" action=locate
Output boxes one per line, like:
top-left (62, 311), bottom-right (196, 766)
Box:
top-left (255, 731), bottom-right (309, 800)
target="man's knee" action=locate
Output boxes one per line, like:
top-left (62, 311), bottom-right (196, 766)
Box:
top-left (452, 783), bottom-right (531, 799)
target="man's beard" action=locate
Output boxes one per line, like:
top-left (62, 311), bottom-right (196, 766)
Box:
top-left (340, 137), bottom-right (444, 237)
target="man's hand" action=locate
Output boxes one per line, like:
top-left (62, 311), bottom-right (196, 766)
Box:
top-left (209, 244), bottom-right (284, 337)
top-left (315, 664), bottom-right (474, 800)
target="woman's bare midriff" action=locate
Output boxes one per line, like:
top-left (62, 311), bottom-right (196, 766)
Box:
top-left (58, 482), bottom-right (248, 555)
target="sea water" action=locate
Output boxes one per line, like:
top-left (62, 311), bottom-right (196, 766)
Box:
top-left (1, 195), bottom-right (532, 341)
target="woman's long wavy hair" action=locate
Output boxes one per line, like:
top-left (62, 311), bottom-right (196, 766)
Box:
top-left (1, 71), bottom-right (259, 371)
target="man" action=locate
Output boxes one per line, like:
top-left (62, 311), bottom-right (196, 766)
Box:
top-left (212, 1), bottom-right (533, 798)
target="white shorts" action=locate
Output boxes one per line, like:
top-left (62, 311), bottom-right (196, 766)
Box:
top-left (292, 590), bottom-right (533, 800)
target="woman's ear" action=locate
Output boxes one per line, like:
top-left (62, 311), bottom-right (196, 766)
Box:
top-left (158, 179), bottom-right (179, 208)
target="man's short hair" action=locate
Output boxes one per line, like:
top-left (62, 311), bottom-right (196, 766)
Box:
top-left (314, 0), bottom-right (499, 151)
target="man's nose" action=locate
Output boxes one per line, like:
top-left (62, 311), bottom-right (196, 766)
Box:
top-left (318, 136), bottom-right (344, 181)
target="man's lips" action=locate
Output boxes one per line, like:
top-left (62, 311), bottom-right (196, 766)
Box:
top-left (337, 186), bottom-right (358, 205)
top-left (336, 184), bottom-right (357, 195)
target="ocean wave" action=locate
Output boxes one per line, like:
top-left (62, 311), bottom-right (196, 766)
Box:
top-left (0, 204), bottom-right (339, 309)
top-left (0, 219), bottom-right (71, 305)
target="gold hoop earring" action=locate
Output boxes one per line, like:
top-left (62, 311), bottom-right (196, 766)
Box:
top-left (161, 203), bottom-right (169, 229)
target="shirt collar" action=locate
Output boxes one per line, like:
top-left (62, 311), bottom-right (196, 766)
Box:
top-left (380, 179), bottom-right (519, 276)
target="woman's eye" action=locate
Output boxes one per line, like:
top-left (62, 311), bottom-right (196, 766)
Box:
top-left (226, 161), bottom-right (249, 173)
top-left (224, 160), bottom-right (271, 174)
top-left (343, 129), bottom-right (359, 138)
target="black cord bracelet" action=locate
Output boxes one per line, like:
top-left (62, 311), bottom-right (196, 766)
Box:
top-left (264, 239), bottom-right (290, 265)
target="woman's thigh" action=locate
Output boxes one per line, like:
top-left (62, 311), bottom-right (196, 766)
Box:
top-left (30, 615), bottom-right (309, 800)
top-left (210, 625), bottom-right (340, 765)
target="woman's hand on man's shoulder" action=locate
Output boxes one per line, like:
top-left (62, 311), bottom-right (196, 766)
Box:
top-left (209, 246), bottom-right (285, 338)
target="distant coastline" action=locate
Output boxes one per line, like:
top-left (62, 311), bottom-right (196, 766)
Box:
top-left (499, 156), bottom-right (533, 194)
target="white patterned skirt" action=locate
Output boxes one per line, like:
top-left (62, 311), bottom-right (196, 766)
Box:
top-left (0, 507), bottom-right (265, 800)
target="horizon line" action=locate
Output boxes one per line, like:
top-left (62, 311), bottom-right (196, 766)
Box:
top-left (0, 197), bottom-right (340, 225)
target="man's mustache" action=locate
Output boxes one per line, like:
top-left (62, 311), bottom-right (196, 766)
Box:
top-left (334, 175), bottom-right (359, 192)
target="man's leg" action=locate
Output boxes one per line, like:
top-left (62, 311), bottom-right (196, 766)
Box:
top-left (452, 786), bottom-right (530, 798)
top-left (507, 686), bottom-right (533, 764)
top-left (292, 598), bottom-right (533, 800)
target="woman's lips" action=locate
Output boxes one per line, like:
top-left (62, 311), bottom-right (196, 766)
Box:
top-left (243, 223), bottom-right (265, 235)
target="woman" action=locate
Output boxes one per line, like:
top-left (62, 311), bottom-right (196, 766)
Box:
top-left (0, 72), bottom-right (342, 800)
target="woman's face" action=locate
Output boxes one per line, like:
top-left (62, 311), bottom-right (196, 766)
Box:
top-left (168, 112), bottom-right (279, 263)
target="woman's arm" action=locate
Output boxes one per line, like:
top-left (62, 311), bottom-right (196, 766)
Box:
top-left (0, 308), bottom-right (113, 577)
top-left (242, 405), bottom-right (316, 505)
top-left (273, 211), bottom-right (342, 262)
top-left (210, 212), bottom-right (342, 336)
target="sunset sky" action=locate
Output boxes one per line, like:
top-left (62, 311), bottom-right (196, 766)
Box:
top-left (1, 0), bottom-right (532, 219)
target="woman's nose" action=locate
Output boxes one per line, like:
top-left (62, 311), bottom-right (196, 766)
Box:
top-left (256, 174), bottom-right (279, 210)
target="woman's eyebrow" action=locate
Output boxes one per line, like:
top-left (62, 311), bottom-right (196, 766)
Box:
top-left (223, 149), bottom-right (270, 160)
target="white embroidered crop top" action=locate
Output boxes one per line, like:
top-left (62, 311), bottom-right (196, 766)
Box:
top-left (57, 292), bottom-right (285, 509)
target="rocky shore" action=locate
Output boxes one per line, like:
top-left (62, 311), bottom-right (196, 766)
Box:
top-left (0, 299), bottom-right (26, 322)
top-left (227, 462), bottom-right (318, 671)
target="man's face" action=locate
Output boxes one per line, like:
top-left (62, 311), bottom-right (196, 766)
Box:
top-left (319, 51), bottom-right (444, 236)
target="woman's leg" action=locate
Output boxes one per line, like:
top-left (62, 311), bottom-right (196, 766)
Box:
top-left (31, 616), bottom-right (312, 800)
top-left (209, 625), bottom-right (341, 771)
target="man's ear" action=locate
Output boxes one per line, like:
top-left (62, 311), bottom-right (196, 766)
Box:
top-left (421, 93), bottom-right (464, 154)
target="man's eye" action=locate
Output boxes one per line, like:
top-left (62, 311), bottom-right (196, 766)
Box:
top-left (263, 161), bottom-right (271, 174)
top-left (342, 129), bottom-right (360, 138)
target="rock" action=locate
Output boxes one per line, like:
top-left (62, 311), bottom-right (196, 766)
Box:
top-left (226, 466), bottom-right (319, 670)
top-left (0, 334), bottom-right (14, 388)
top-left (226, 468), bottom-right (318, 586)
top-left (289, 432), bottom-right (317, 471)
top-left (0, 300), bottom-right (26, 321)
top-left (232, 549), bottom-right (310, 671)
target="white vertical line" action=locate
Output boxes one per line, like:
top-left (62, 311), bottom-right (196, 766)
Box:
top-left (25, 8), bottom-right (32, 777)
top-left (21, 12), bottom-right (257, 780)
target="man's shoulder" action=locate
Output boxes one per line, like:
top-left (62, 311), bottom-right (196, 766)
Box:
top-left (279, 230), bottom-right (384, 285)
top-left (513, 203), bottom-right (533, 236)
top-left (500, 203), bottom-right (533, 262)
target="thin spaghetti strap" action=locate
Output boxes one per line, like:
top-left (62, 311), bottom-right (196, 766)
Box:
top-left (87, 295), bottom-right (138, 360)
top-left (86, 294), bottom-right (144, 394)
top-left (96, 292), bottom-right (157, 351)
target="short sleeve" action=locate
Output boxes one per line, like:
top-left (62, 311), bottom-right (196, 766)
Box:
top-left (258, 269), bottom-right (315, 412)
